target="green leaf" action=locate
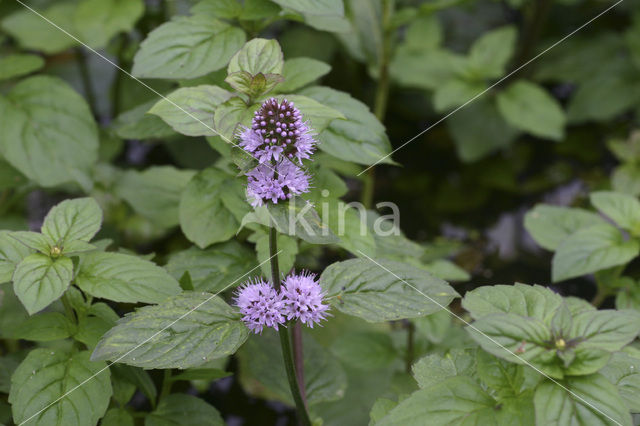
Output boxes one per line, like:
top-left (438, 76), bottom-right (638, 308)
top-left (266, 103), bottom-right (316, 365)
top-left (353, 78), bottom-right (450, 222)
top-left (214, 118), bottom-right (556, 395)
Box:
top-left (447, 98), bottom-right (519, 162)
top-left (271, 0), bottom-right (343, 16)
top-left (534, 375), bottom-right (632, 426)
top-left (422, 259), bottom-right (470, 282)
top-left (9, 231), bottom-right (52, 255)
top-left (476, 349), bottom-right (526, 397)
top-left (238, 331), bottom-right (347, 406)
top-left (412, 354), bottom-right (458, 388)
top-left (462, 283), bottom-right (563, 323)
top-left (92, 293), bottom-right (248, 369)
top-left (276, 57), bottom-right (332, 93)
top-left (41, 198), bottom-right (103, 247)
top-left (111, 101), bottom-right (175, 140)
top-left (225, 71), bottom-right (283, 98)
top-left (76, 252), bottom-right (181, 304)
top-left (412, 310), bottom-right (452, 344)
top-left (102, 408), bottom-right (134, 426)
top-left (253, 231), bottom-right (298, 277)
top-left (115, 166), bottom-right (196, 229)
top-left (590, 191), bottom-right (640, 234)
top-left (179, 168), bottom-right (250, 248)
top-left (0, 54), bottom-right (44, 81)
top-left (132, 15), bottom-right (245, 79)
top-left (390, 48), bottom-right (467, 91)
top-left (279, 93), bottom-right (345, 133)
top-left (146, 394), bottom-right (223, 426)
top-left (552, 224), bottom-right (639, 282)
top-left (330, 331), bottom-right (396, 370)
top-left (0, 231), bottom-right (33, 283)
top-left (570, 310), bottom-right (640, 352)
top-left (10, 312), bottom-right (75, 341)
top-left (320, 258), bottom-right (459, 322)
top-left (166, 241), bottom-right (258, 292)
top-left (191, 0), bottom-right (243, 18)
top-left (378, 377), bottom-right (497, 426)
top-left (301, 86), bottom-right (392, 165)
top-left (149, 85), bottom-right (233, 136)
top-left (0, 76), bottom-right (98, 187)
top-left (1, 3), bottom-right (78, 54)
top-left (212, 97), bottom-right (254, 142)
top-left (433, 78), bottom-right (486, 112)
top-left (228, 38), bottom-right (284, 75)
top-left (600, 351), bottom-right (640, 412)
top-left (170, 368), bottom-right (230, 382)
top-left (524, 205), bottom-right (606, 251)
top-left (74, 0), bottom-right (144, 49)
top-left (9, 349), bottom-right (111, 426)
top-left (111, 364), bottom-right (157, 404)
top-left (13, 254), bottom-right (73, 315)
top-left (496, 81), bottom-right (566, 141)
top-left (612, 164), bottom-right (640, 197)
top-left (468, 26), bottom-right (517, 78)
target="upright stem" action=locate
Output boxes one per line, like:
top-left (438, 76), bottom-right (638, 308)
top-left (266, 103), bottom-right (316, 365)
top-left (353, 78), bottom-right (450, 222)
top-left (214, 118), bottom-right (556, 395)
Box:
top-left (405, 321), bottom-right (415, 373)
top-left (291, 322), bottom-right (306, 402)
top-left (270, 227), bottom-right (311, 426)
top-left (159, 369), bottom-right (172, 402)
top-left (362, 0), bottom-right (393, 209)
top-left (76, 48), bottom-right (97, 117)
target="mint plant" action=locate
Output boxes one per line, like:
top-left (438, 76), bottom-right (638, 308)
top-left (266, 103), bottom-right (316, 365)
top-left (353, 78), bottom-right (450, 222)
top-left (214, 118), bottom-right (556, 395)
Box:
top-left (1, 1), bottom-right (640, 426)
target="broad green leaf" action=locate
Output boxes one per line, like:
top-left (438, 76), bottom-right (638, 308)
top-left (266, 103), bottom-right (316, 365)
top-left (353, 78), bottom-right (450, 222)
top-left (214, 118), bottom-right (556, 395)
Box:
top-left (271, 0), bottom-right (343, 16)
top-left (74, 0), bottom-right (144, 48)
top-left (462, 283), bottom-right (563, 323)
top-left (92, 293), bottom-right (248, 369)
top-left (412, 309), bottom-right (452, 344)
top-left (600, 352), bottom-right (640, 412)
top-left (0, 54), bottom-right (44, 81)
top-left (115, 166), bottom-right (196, 229)
top-left (75, 315), bottom-right (114, 349)
top-left (146, 394), bottom-right (223, 426)
top-left (468, 26), bottom-right (517, 78)
top-left (476, 349), bottom-right (525, 398)
top-left (433, 78), bottom-right (486, 112)
top-left (323, 199), bottom-right (377, 257)
top-left (253, 231), bottom-right (298, 277)
top-left (212, 97), bottom-right (254, 142)
top-left (534, 375), bottom-right (632, 426)
top-left (102, 408), bottom-right (134, 426)
top-left (179, 168), bottom-right (250, 248)
top-left (9, 349), bottom-right (111, 426)
top-left (166, 241), bottom-right (258, 292)
top-left (403, 14), bottom-right (442, 51)
top-left (9, 231), bottom-right (52, 255)
top-left (552, 224), bottom-right (639, 282)
top-left (378, 377), bottom-right (497, 426)
top-left (41, 198), bottom-right (102, 247)
top-left (237, 331), bottom-right (347, 406)
top-left (390, 48), bottom-right (467, 91)
top-left (228, 38), bottom-right (284, 75)
top-left (225, 71), bottom-right (283, 98)
top-left (330, 331), bottom-right (396, 370)
top-left (412, 354), bottom-right (457, 388)
top-left (301, 86), bottom-right (392, 165)
top-left (149, 85), bottom-right (233, 136)
top-left (612, 164), bottom-right (640, 197)
top-left (76, 252), bottom-right (181, 304)
top-left (320, 258), bottom-right (459, 322)
top-left (111, 364), bottom-right (157, 404)
top-left (10, 312), bottom-right (75, 342)
top-left (447, 98), bottom-right (519, 162)
top-left (276, 57), bottom-right (332, 93)
top-left (496, 81), bottom-right (566, 141)
top-left (279, 93), bottom-right (345, 133)
top-left (0, 231), bottom-right (33, 283)
top-left (369, 398), bottom-right (399, 425)
top-left (422, 259), bottom-right (470, 282)
top-left (111, 101), bottom-right (175, 140)
top-left (0, 76), bottom-right (98, 187)
top-left (192, 0), bottom-right (243, 18)
top-left (590, 191), bottom-right (640, 234)
top-left (13, 254), bottom-right (73, 315)
top-left (570, 310), bottom-right (640, 352)
top-left (132, 15), bottom-right (245, 79)
top-left (524, 205), bottom-right (606, 251)
top-left (1, 3), bottom-right (77, 54)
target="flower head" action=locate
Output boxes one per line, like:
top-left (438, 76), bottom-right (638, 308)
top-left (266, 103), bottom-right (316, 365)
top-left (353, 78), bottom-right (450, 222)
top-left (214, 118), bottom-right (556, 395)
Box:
top-left (246, 160), bottom-right (310, 207)
top-left (238, 98), bottom-right (316, 164)
top-left (234, 279), bottom-right (285, 334)
top-left (281, 272), bottom-right (330, 328)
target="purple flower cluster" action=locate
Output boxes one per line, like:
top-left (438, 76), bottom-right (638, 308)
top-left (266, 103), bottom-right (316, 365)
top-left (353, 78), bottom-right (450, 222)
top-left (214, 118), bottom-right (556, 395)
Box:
top-left (234, 272), bottom-right (330, 334)
top-left (238, 98), bottom-right (316, 207)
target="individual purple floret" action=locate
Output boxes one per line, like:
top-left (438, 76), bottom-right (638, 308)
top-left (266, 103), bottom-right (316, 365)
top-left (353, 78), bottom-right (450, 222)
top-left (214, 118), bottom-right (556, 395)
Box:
top-left (246, 160), bottom-right (310, 207)
top-left (281, 272), bottom-right (330, 328)
top-left (238, 98), bottom-right (316, 164)
top-left (234, 279), bottom-right (285, 334)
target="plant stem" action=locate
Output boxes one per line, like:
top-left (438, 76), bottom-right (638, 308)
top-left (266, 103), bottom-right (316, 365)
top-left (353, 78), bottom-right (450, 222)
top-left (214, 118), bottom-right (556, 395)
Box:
top-left (590, 287), bottom-right (609, 308)
top-left (291, 322), bottom-right (307, 403)
top-left (60, 293), bottom-right (76, 324)
top-left (362, 0), bottom-right (393, 208)
top-left (405, 320), bottom-right (415, 373)
top-left (159, 369), bottom-right (172, 402)
top-left (269, 227), bottom-right (311, 426)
